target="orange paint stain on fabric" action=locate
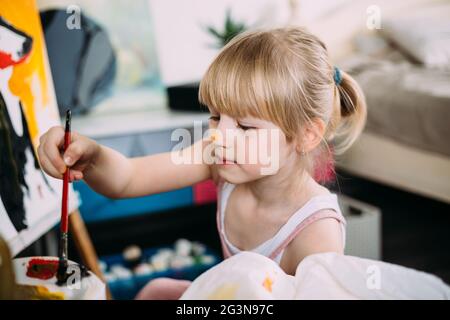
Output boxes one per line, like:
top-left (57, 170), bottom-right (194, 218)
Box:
top-left (262, 276), bottom-right (273, 293)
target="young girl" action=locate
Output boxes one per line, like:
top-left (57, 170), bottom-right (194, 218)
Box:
top-left (38, 27), bottom-right (366, 299)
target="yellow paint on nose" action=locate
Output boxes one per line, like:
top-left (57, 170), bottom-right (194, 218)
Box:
top-left (210, 131), bottom-right (219, 142)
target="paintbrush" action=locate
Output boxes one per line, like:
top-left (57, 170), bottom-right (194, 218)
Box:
top-left (57, 109), bottom-right (71, 285)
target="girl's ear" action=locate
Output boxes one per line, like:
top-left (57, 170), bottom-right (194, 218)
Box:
top-left (296, 118), bottom-right (326, 154)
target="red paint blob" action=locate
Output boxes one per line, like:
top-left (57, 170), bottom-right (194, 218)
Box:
top-left (0, 50), bottom-right (30, 69)
top-left (26, 258), bottom-right (59, 280)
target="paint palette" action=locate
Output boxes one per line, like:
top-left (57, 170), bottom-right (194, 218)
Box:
top-left (99, 239), bottom-right (221, 300)
top-left (13, 256), bottom-right (106, 300)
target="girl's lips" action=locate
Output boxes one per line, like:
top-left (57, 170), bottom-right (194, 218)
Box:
top-left (215, 158), bottom-right (237, 165)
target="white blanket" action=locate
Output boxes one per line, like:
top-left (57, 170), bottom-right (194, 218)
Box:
top-left (181, 252), bottom-right (450, 300)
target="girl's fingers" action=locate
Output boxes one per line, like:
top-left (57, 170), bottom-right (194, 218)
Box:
top-left (69, 171), bottom-right (75, 182)
top-left (45, 126), bottom-right (66, 149)
top-left (70, 169), bottom-right (83, 176)
top-left (43, 136), bottom-right (67, 174)
top-left (69, 170), bottom-right (83, 182)
top-left (38, 127), bottom-right (88, 179)
top-left (39, 153), bottom-right (63, 179)
top-left (63, 141), bottom-right (85, 167)
top-left (74, 172), bottom-right (83, 180)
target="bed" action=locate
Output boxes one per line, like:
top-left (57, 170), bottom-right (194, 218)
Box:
top-left (338, 131), bottom-right (450, 204)
top-left (303, 0), bottom-right (450, 204)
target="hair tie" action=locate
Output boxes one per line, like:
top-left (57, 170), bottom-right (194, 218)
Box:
top-left (333, 66), bottom-right (342, 86)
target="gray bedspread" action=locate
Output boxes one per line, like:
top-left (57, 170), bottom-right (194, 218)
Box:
top-left (343, 53), bottom-right (450, 157)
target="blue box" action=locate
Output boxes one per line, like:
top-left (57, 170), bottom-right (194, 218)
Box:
top-left (100, 245), bottom-right (221, 300)
top-left (73, 181), bottom-right (194, 223)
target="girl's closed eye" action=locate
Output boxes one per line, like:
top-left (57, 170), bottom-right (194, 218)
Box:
top-left (208, 113), bottom-right (257, 131)
top-left (209, 115), bottom-right (220, 122)
top-left (237, 122), bottom-right (257, 131)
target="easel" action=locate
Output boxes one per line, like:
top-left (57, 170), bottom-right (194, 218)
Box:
top-left (69, 210), bottom-right (112, 300)
top-left (0, 0), bottom-right (111, 300)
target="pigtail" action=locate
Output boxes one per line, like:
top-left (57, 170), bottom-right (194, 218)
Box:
top-left (332, 70), bottom-right (367, 155)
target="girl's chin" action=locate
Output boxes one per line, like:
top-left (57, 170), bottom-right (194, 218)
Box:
top-left (216, 162), bottom-right (237, 167)
top-left (217, 168), bottom-right (263, 185)
top-left (217, 169), bottom-right (243, 184)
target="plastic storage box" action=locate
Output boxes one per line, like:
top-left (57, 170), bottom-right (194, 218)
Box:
top-left (100, 242), bottom-right (221, 300)
top-left (338, 194), bottom-right (382, 260)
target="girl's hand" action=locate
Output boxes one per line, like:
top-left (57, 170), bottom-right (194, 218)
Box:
top-left (37, 126), bottom-right (100, 182)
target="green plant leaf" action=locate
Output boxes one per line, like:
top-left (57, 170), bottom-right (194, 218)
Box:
top-left (204, 7), bottom-right (247, 48)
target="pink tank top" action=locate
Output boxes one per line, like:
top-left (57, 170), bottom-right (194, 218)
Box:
top-left (216, 181), bottom-right (346, 264)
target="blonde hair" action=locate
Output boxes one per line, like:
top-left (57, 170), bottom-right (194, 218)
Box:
top-left (199, 27), bottom-right (366, 178)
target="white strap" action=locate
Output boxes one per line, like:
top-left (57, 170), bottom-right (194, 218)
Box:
top-left (219, 183), bottom-right (345, 257)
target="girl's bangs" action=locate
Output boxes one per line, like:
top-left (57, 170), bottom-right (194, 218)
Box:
top-left (199, 44), bottom-right (276, 121)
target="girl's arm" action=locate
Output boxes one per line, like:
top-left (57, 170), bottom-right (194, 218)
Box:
top-left (84, 138), bottom-right (212, 198)
top-left (280, 216), bottom-right (344, 275)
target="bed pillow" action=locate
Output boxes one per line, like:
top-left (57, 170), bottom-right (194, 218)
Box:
top-left (380, 5), bottom-right (450, 69)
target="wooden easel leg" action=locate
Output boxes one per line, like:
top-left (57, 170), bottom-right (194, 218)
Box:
top-left (69, 210), bottom-right (112, 300)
